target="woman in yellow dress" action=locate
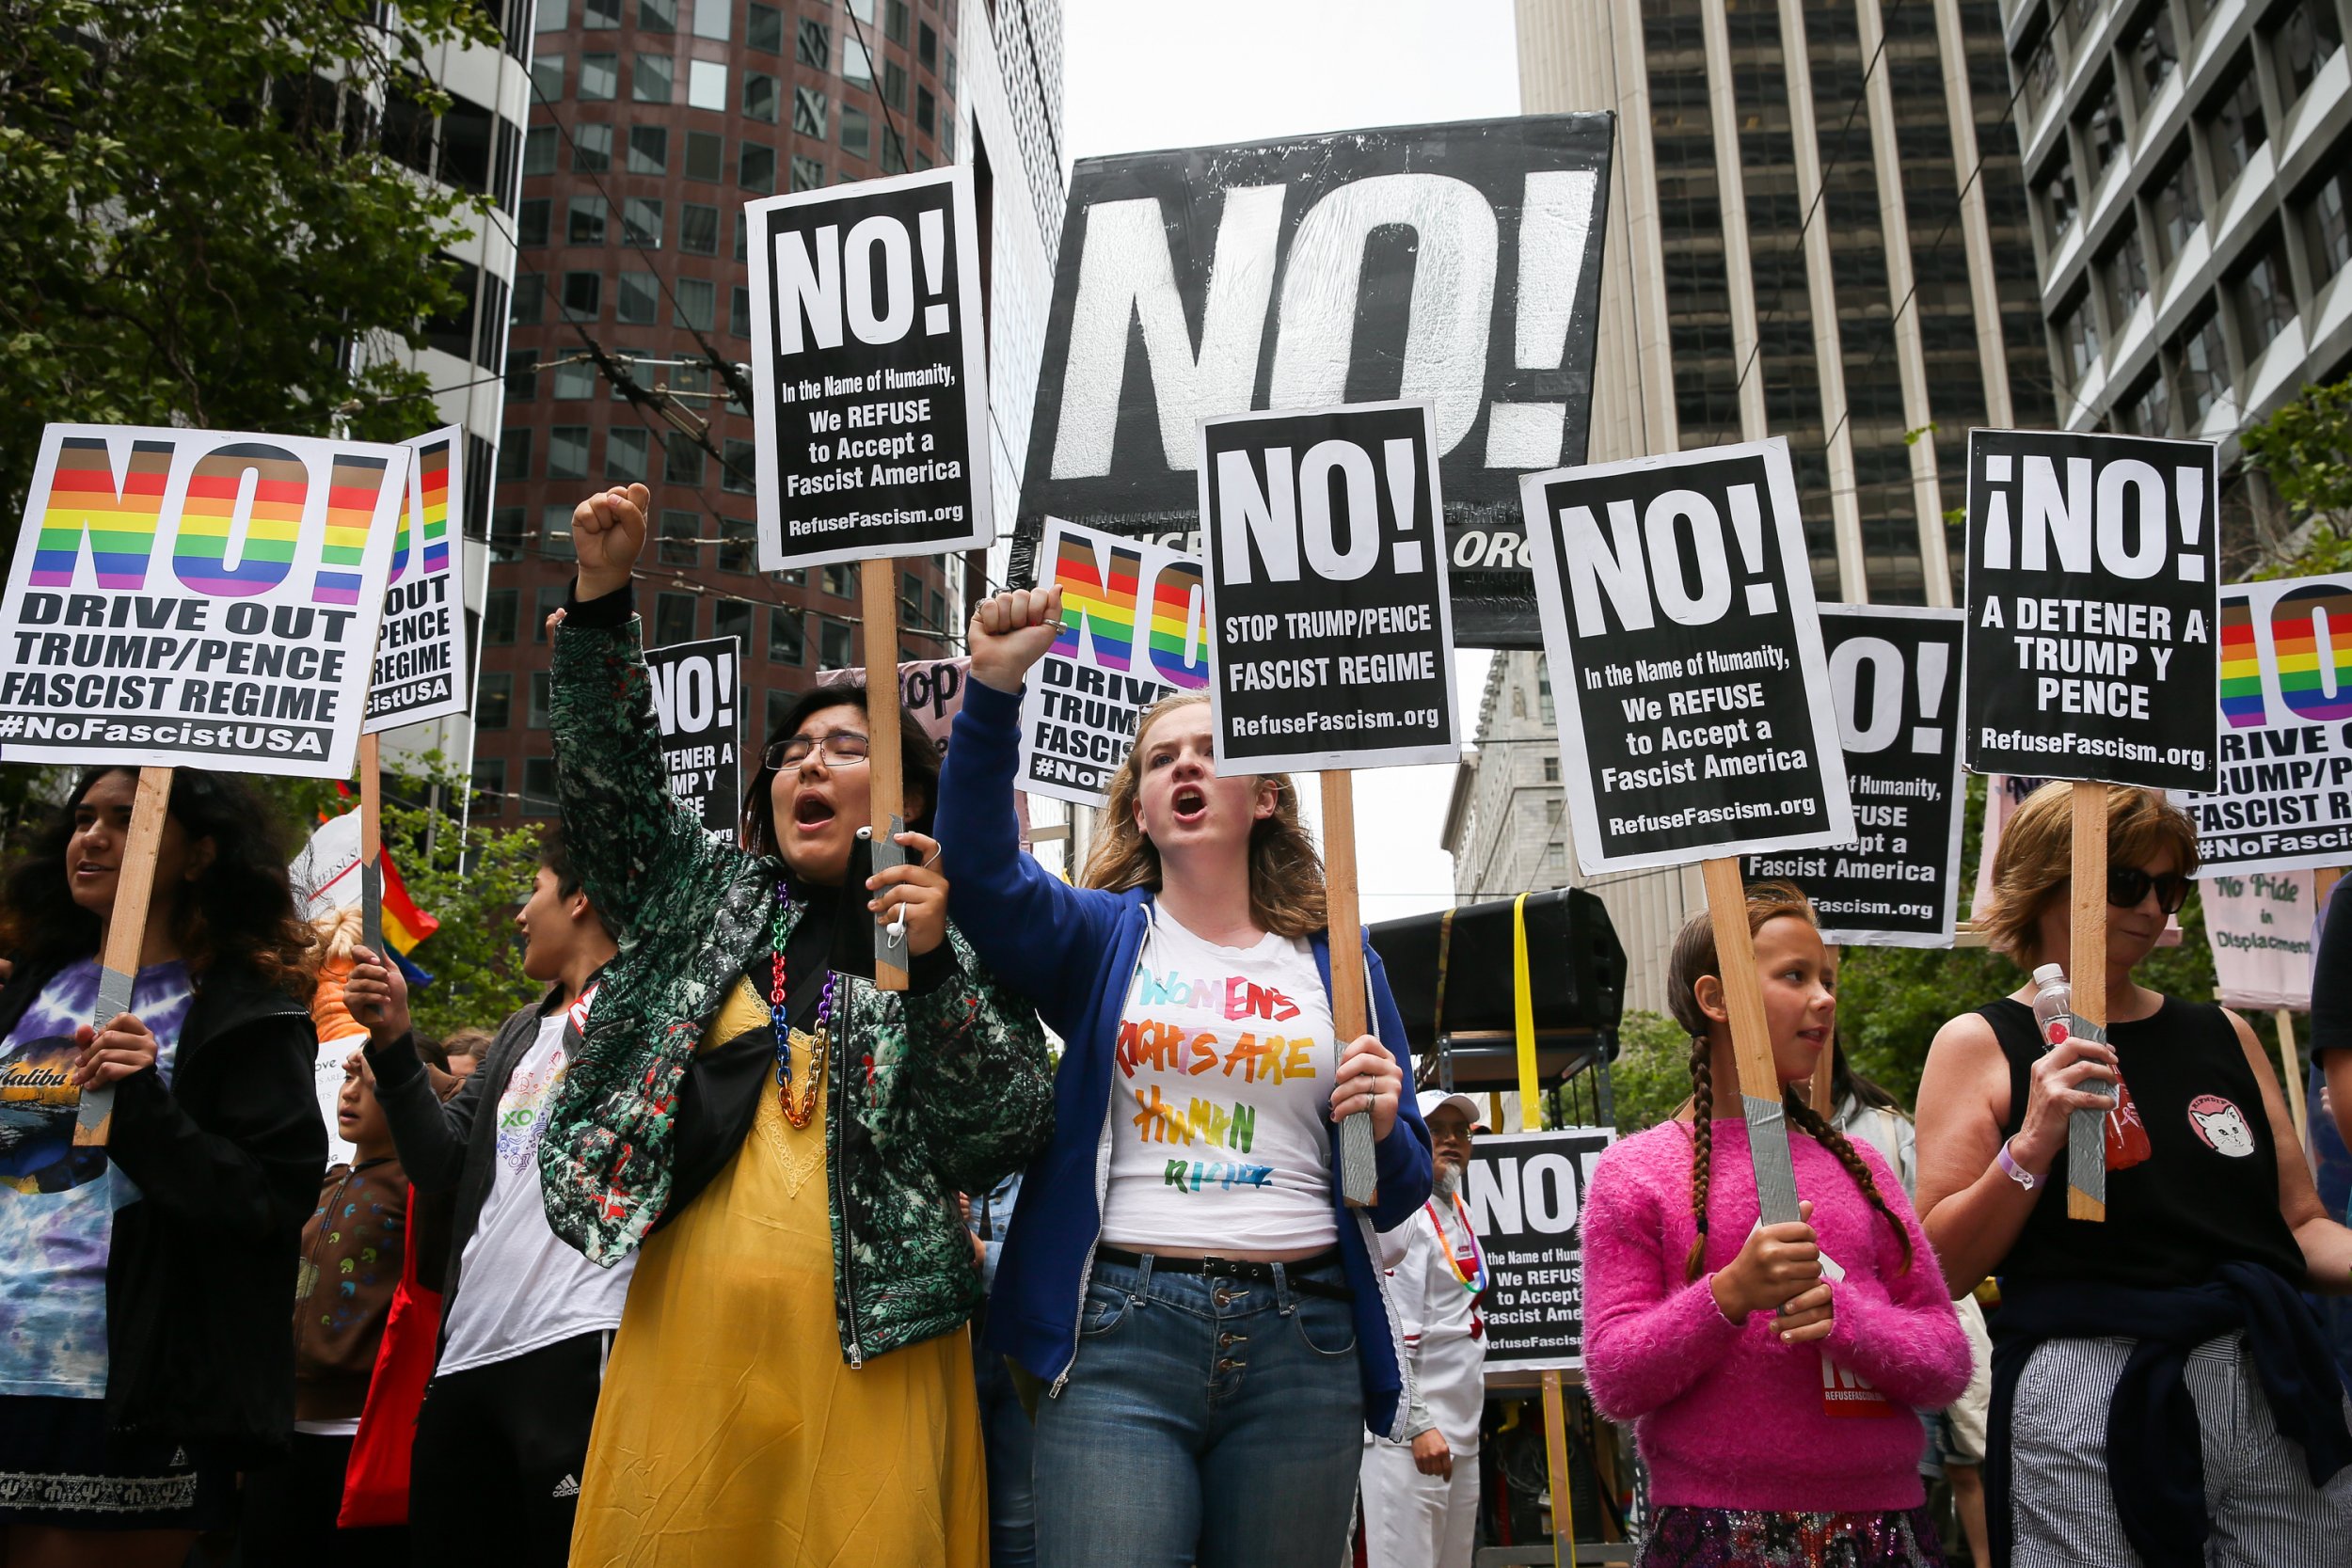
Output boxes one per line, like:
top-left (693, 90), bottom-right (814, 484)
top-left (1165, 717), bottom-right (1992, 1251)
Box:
top-left (541, 483), bottom-right (1054, 1566)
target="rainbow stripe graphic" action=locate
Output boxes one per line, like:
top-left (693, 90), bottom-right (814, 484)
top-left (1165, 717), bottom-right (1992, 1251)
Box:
top-left (31, 437), bottom-right (173, 589)
top-left (171, 443), bottom-right (307, 595)
top-left (1052, 532), bottom-right (1140, 672)
top-left (1148, 561), bottom-right (1209, 689)
top-left (417, 438), bottom-right (452, 576)
top-left (315, 453), bottom-right (393, 605)
top-left (2271, 583), bottom-right (2352, 722)
top-left (2218, 595), bottom-right (2265, 728)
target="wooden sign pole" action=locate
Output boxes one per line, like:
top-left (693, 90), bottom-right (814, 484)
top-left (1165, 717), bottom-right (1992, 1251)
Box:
top-left (1320, 771), bottom-right (1377, 1206)
top-left (2274, 1008), bottom-right (2310, 1147)
top-left (2067, 782), bottom-right (2109, 1221)
top-left (73, 767), bottom-right (175, 1148)
top-left (1542, 1366), bottom-right (1581, 1568)
top-left (358, 733), bottom-right (385, 961)
top-left (1699, 856), bottom-right (1804, 1226)
top-left (861, 562), bottom-right (909, 991)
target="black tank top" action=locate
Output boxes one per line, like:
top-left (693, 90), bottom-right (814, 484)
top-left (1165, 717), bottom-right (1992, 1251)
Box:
top-left (1985, 995), bottom-right (2305, 1290)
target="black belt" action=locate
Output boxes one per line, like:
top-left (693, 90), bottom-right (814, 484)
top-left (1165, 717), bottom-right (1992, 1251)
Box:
top-left (1094, 1245), bottom-right (1353, 1300)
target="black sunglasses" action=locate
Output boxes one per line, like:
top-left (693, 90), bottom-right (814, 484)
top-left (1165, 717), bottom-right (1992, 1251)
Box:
top-left (2107, 867), bottom-right (2190, 914)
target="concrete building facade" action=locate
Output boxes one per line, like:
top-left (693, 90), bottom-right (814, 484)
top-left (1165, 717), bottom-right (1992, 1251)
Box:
top-left (475, 0), bottom-right (1063, 822)
top-left (2008, 0), bottom-right (2348, 519)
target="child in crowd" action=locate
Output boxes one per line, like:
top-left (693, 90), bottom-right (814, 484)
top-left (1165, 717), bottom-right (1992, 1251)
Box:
top-left (1581, 883), bottom-right (1970, 1567)
top-left (240, 1052), bottom-right (414, 1567)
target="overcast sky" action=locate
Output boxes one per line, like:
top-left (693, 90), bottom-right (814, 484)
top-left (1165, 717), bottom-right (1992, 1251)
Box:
top-left (1057, 0), bottom-right (1523, 924)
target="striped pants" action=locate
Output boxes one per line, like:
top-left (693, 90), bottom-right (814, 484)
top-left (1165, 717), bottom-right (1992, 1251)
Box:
top-left (2009, 1334), bottom-right (2352, 1567)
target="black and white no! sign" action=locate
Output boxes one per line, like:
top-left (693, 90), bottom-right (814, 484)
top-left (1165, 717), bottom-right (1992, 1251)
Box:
top-left (1198, 402), bottom-right (1461, 774)
top-left (1521, 438), bottom-right (1851, 873)
top-left (747, 166), bottom-right (991, 569)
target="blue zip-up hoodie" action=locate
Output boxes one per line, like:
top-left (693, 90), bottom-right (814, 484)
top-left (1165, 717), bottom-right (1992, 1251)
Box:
top-left (936, 678), bottom-right (1434, 1439)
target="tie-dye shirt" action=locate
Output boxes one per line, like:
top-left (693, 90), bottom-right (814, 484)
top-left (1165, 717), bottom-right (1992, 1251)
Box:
top-left (0, 957), bottom-right (196, 1398)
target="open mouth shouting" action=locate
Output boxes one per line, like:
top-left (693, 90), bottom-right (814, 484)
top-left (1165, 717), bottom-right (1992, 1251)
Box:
top-left (793, 792), bottom-right (838, 833)
top-left (1169, 783), bottom-right (1209, 829)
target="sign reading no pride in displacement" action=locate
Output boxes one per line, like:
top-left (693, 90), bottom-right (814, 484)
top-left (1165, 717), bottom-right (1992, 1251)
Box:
top-left (1521, 437), bottom-right (1852, 874)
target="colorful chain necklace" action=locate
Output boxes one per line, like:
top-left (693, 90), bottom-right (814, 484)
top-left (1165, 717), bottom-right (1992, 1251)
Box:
top-left (1426, 1193), bottom-right (1488, 1293)
top-left (770, 880), bottom-right (839, 1130)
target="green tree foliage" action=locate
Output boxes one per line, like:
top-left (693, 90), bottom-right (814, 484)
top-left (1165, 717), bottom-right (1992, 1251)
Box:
top-left (375, 785), bottom-right (548, 1041)
top-left (0, 0), bottom-right (500, 542)
top-left (2243, 375), bottom-right (2352, 577)
top-left (1609, 1009), bottom-right (1695, 1135)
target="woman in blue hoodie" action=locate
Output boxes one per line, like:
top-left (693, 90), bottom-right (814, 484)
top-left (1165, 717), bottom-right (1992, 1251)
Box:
top-left (936, 583), bottom-right (1434, 1568)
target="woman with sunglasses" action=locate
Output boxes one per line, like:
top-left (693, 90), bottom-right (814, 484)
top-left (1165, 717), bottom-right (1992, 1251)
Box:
top-left (537, 483), bottom-right (1053, 1568)
top-left (1913, 783), bottom-right (2352, 1565)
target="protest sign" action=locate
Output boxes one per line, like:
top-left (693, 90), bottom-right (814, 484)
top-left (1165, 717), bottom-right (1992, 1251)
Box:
top-left (0, 424), bottom-right (407, 775)
top-left (1461, 1127), bottom-right (1613, 1374)
top-left (1198, 402), bottom-right (1460, 774)
top-left (646, 637), bottom-right (742, 838)
top-left (363, 427), bottom-right (469, 733)
top-left (1013, 114), bottom-right (1613, 647)
top-left (1522, 437), bottom-right (1851, 876)
top-left (2202, 868), bottom-right (2315, 1009)
top-left (1015, 516), bottom-right (1209, 808)
top-left (820, 653), bottom-right (974, 751)
top-left (747, 165), bottom-right (990, 571)
top-left (1749, 606), bottom-right (1965, 946)
top-left (2174, 574), bottom-right (2352, 875)
top-left (1522, 436), bottom-right (1848, 1229)
top-left (1962, 429), bottom-right (2219, 792)
top-left (1196, 400), bottom-right (1462, 1202)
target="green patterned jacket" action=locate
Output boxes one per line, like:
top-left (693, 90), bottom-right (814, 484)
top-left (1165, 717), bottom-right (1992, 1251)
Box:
top-left (540, 608), bottom-right (1054, 1365)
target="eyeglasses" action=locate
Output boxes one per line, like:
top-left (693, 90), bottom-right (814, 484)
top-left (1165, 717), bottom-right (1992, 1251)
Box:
top-left (2107, 866), bottom-right (2190, 914)
top-left (763, 729), bottom-right (871, 773)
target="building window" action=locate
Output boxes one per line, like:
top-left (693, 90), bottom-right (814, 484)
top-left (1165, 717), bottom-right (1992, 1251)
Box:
top-left (573, 122), bottom-right (612, 171)
top-left (489, 504), bottom-right (525, 562)
top-left (517, 197), bottom-right (550, 246)
top-left (548, 424), bottom-right (591, 479)
top-left (744, 71), bottom-right (779, 122)
top-left (688, 60), bottom-right (727, 111)
top-left (1543, 755), bottom-right (1560, 783)
top-left (685, 130), bottom-right (723, 181)
top-left (471, 757), bottom-right (506, 818)
top-left (716, 598), bottom-right (753, 656)
top-left (2175, 309), bottom-right (2229, 424)
top-left (2305, 166), bottom-right (2351, 282)
top-left (2129, 5), bottom-right (2178, 107)
top-left (541, 503), bottom-right (576, 561)
top-left (523, 124), bottom-right (557, 174)
top-left (497, 428), bottom-right (532, 481)
top-left (818, 618), bottom-right (852, 670)
top-left (2273, 0), bottom-right (2344, 103)
top-left (583, 0), bottom-right (619, 24)
top-left (505, 348), bottom-right (537, 402)
top-left (2058, 294), bottom-right (2102, 385)
top-left (771, 607), bottom-right (806, 663)
top-left (750, 2), bottom-right (784, 52)
top-left (2205, 60), bottom-right (2267, 189)
top-left (535, 584), bottom-right (567, 642)
top-left (791, 154), bottom-right (823, 192)
top-left (945, 49), bottom-right (955, 96)
top-left (691, 0), bottom-right (729, 39)
top-left (2078, 80), bottom-right (2123, 180)
top-left (640, 0), bottom-right (676, 28)
top-left (552, 357), bottom-right (596, 399)
top-left (617, 270), bottom-right (659, 324)
top-left (531, 52), bottom-right (564, 102)
top-left (623, 198), bottom-right (662, 248)
top-left (916, 85), bottom-right (935, 135)
top-left (885, 0), bottom-right (907, 42)
top-left (2151, 149), bottom-right (2203, 264)
top-left (881, 126), bottom-right (906, 174)
top-left (2232, 233), bottom-right (2298, 356)
top-left (841, 105), bottom-right (870, 159)
top-left (627, 124), bottom-right (667, 174)
top-left (822, 562), bottom-right (858, 597)
top-left (485, 588), bottom-right (519, 645)
top-left (664, 433), bottom-right (706, 488)
top-left (793, 86), bottom-right (828, 137)
top-left (2040, 157), bottom-right (2079, 242)
top-left (522, 759), bottom-right (558, 816)
top-left (883, 60), bottom-right (907, 112)
top-left (634, 54), bottom-right (674, 103)
top-left (567, 194), bottom-right (608, 245)
top-left (843, 36), bottom-right (874, 88)
top-left (2102, 229), bottom-right (2148, 329)
top-left (918, 20), bottom-right (936, 70)
top-left (674, 277), bottom-right (716, 330)
top-left (607, 426), bottom-right (650, 482)
top-left (798, 17), bottom-right (830, 69)
top-left (740, 142), bottom-right (776, 192)
top-left (2127, 372), bottom-right (2172, 438)
top-left (680, 203), bottom-right (720, 256)
top-left (730, 284), bottom-right (752, 337)
top-left (660, 508), bottom-right (702, 565)
top-left (510, 273), bottom-right (545, 325)
top-left (580, 54), bottom-right (618, 101)
top-left (529, 672), bottom-right (552, 729)
top-left (720, 517), bottom-right (755, 571)
top-left (723, 437), bottom-right (756, 491)
top-left (656, 593), bottom-right (697, 647)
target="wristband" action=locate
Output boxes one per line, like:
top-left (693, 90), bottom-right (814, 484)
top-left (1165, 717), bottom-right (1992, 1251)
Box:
top-left (1995, 1137), bottom-right (2042, 1191)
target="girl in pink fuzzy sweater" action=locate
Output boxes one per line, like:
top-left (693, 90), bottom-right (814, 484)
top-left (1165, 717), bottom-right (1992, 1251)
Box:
top-left (1583, 884), bottom-right (1972, 1567)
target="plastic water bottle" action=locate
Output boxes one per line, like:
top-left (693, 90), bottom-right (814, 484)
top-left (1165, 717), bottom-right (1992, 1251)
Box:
top-left (2029, 963), bottom-right (2073, 1049)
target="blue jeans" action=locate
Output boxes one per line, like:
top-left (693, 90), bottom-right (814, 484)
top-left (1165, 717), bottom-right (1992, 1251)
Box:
top-left (974, 1317), bottom-right (1038, 1568)
top-left (1031, 1252), bottom-right (1365, 1568)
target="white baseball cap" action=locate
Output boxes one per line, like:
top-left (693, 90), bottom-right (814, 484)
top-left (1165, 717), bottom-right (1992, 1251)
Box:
top-left (1417, 1090), bottom-right (1483, 1130)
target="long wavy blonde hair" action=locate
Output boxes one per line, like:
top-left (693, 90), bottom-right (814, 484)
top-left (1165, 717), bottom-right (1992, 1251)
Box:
top-left (1079, 691), bottom-right (1328, 938)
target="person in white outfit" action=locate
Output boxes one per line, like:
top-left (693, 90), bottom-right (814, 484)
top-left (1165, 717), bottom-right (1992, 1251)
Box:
top-left (1359, 1091), bottom-right (1487, 1568)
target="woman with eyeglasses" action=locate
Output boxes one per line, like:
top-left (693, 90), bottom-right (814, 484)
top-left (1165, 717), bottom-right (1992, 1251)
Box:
top-left (536, 483), bottom-right (1054, 1568)
top-left (1913, 783), bottom-right (2352, 1565)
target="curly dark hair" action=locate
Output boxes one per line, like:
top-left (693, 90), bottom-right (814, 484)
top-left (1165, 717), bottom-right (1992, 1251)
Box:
top-left (739, 682), bottom-right (940, 858)
top-left (0, 767), bottom-right (314, 991)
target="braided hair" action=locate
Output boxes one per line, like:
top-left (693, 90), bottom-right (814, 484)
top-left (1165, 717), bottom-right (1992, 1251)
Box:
top-left (1665, 880), bottom-right (1912, 1280)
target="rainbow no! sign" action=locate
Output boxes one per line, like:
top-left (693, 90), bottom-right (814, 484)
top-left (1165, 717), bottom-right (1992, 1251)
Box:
top-left (1050, 531), bottom-right (1209, 689)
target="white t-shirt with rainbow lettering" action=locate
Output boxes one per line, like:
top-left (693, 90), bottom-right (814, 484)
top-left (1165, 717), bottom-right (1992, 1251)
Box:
top-left (1099, 912), bottom-right (1339, 1254)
